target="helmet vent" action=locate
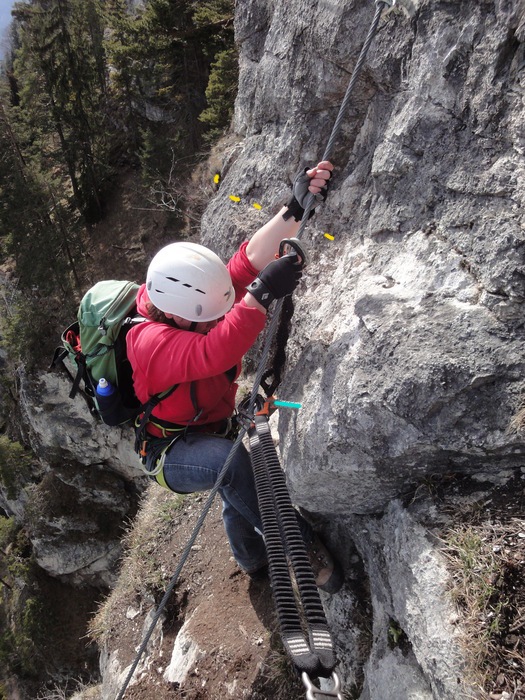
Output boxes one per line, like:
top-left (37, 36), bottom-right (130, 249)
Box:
top-left (146, 241), bottom-right (233, 320)
top-left (165, 276), bottom-right (205, 294)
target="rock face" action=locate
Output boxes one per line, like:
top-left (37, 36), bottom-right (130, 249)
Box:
top-left (5, 0), bottom-right (525, 698)
top-left (202, 0), bottom-right (525, 516)
top-left (7, 367), bottom-right (145, 588)
top-left (200, 0), bottom-right (525, 696)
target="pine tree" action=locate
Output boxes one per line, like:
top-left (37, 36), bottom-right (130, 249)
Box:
top-left (193, 0), bottom-right (237, 139)
top-left (104, 0), bottom-right (237, 178)
top-left (12, 0), bottom-right (110, 223)
top-left (199, 46), bottom-right (238, 141)
top-left (0, 98), bottom-right (82, 296)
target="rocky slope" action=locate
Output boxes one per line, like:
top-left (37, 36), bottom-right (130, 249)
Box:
top-left (3, 0), bottom-right (525, 698)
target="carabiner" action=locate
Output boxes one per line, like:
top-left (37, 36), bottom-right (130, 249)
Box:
top-left (302, 671), bottom-right (343, 700)
top-left (278, 237), bottom-right (309, 266)
top-left (236, 393), bottom-right (266, 429)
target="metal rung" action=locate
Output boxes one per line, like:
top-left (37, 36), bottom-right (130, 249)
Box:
top-left (302, 671), bottom-right (343, 700)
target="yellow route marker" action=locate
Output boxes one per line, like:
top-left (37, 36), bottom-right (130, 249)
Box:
top-left (252, 202), bottom-right (262, 210)
top-left (229, 195), bottom-right (241, 203)
top-left (324, 233), bottom-right (335, 241)
top-left (213, 173), bottom-right (220, 184)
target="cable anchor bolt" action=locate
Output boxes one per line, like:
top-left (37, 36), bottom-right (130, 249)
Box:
top-left (377, 0), bottom-right (418, 17)
top-left (302, 671), bottom-right (343, 700)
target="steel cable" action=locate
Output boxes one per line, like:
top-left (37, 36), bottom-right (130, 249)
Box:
top-left (116, 2), bottom-right (390, 696)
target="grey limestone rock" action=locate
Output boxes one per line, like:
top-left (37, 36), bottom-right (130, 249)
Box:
top-left (6, 0), bottom-right (525, 696)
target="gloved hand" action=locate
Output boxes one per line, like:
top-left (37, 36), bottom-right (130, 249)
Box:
top-left (292, 168), bottom-right (330, 208)
top-left (283, 162), bottom-right (332, 222)
top-left (246, 253), bottom-right (303, 309)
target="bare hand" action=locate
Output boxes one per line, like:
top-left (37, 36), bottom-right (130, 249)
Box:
top-left (306, 160), bottom-right (334, 197)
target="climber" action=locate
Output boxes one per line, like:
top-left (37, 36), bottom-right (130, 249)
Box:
top-left (126, 160), bottom-right (343, 594)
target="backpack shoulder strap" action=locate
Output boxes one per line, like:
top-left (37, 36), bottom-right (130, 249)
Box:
top-left (69, 353), bottom-right (91, 399)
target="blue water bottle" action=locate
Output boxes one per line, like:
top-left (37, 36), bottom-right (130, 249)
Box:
top-left (96, 377), bottom-right (114, 397)
top-left (95, 377), bottom-right (119, 422)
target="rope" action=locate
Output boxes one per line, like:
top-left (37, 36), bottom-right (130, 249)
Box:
top-left (115, 426), bottom-right (248, 700)
top-left (116, 2), bottom-right (390, 696)
top-left (261, 0), bottom-right (387, 397)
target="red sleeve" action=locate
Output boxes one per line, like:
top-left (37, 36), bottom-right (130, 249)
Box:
top-left (128, 299), bottom-right (266, 394)
top-left (227, 241), bottom-right (259, 303)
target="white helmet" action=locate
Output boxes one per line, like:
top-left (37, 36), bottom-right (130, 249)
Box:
top-left (146, 242), bottom-right (235, 322)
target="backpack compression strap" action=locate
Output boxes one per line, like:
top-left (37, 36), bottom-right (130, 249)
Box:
top-left (50, 346), bottom-right (92, 400)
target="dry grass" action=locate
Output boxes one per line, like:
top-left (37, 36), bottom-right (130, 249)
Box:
top-left (441, 518), bottom-right (525, 699)
top-left (507, 406), bottom-right (525, 437)
top-left (88, 486), bottom-right (185, 645)
top-left (36, 679), bottom-right (101, 700)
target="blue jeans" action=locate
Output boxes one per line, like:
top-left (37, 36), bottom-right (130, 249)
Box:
top-left (148, 432), bottom-right (314, 573)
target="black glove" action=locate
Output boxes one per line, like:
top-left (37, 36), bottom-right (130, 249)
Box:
top-left (283, 167), bottom-right (330, 222)
top-left (246, 253), bottom-right (303, 309)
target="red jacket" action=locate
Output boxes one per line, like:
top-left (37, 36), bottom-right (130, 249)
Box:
top-left (126, 242), bottom-right (266, 436)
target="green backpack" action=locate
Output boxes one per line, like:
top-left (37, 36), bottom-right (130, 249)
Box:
top-left (52, 280), bottom-right (175, 427)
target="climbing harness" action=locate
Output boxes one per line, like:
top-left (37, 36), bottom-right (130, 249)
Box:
top-left (116, 2), bottom-right (399, 698)
top-left (140, 417), bottom-right (238, 487)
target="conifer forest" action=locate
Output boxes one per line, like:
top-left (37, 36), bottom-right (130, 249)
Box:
top-left (0, 0), bottom-right (236, 364)
top-left (0, 1), bottom-right (236, 691)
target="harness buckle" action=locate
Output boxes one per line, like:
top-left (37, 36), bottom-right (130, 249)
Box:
top-left (301, 671), bottom-right (343, 700)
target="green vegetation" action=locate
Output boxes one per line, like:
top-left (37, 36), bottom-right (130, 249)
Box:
top-left (199, 47), bottom-right (239, 142)
top-left (0, 435), bottom-right (32, 500)
top-left (89, 487), bottom-right (186, 644)
top-left (0, 0), bottom-right (240, 690)
top-left (12, 0), bottom-right (109, 224)
top-left (445, 525), bottom-right (497, 621)
top-left (0, 519), bottom-right (45, 679)
top-left (0, 0), bottom-right (237, 362)
top-left (387, 618), bottom-right (405, 647)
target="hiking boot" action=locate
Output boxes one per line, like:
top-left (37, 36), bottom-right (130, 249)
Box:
top-left (247, 564), bottom-right (269, 582)
top-left (308, 534), bottom-right (344, 594)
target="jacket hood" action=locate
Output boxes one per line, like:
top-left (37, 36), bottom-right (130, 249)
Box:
top-left (136, 283), bottom-right (152, 319)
